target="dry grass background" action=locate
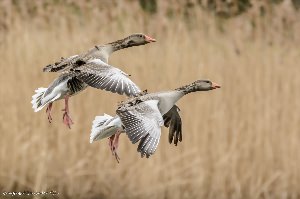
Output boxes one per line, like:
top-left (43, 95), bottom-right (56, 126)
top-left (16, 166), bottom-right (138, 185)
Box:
top-left (0, 1), bottom-right (300, 199)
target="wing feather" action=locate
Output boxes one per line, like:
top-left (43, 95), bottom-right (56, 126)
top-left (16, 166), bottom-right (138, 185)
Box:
top-left (117, 100), bottom-right (163, 158)
top-left (43, 55), bottom-right (81, 72)
top-left (163, 105), bottom-right (183, 146)
top-left (75, 59), bottom-right (141, 96)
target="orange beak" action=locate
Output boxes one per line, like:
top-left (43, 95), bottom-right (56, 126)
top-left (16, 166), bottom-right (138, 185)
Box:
top-left (211, 82), bottom-right (221, 89)
top-left (145, 35), bottom-right (156, 42)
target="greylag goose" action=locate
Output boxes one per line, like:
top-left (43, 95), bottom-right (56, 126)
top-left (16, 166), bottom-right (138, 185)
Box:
top-left (32, 34), bottom-right (155, 128)
top-left (43, 33), bottom-right (156, 72)
top-left (90, 80), bottom-right (220, 161)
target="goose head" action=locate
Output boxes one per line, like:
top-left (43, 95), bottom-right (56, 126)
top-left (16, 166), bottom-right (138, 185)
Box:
top-left (124, 33), bottom-right (156, 46)
top-left (193, 80), bottom-right (221, 91)
top-left (176, 80), bottom-right (221, 94)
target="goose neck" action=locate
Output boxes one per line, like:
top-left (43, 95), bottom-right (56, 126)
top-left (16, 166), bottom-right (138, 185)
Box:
top-left (106, 38), bottom-right (129, 53)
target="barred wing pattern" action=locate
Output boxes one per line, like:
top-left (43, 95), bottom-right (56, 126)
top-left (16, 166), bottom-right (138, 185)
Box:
top-left (117, 100), bottom-right (163, 158)
top-left (43, 55), bottom-right (80, 72)
top-left (163, 105), bottom-right (182, 146)
top-left (74, 59), bottom-right (141, 97)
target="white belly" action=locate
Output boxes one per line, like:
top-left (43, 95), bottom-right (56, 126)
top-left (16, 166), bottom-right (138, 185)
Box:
top-left (41, 79), bottom-right (69, 104)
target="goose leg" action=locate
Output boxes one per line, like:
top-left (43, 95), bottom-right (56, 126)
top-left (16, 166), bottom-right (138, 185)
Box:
top-left (46, 103), bottom-right (53, 123)
top-left (62, 96), bottom-right (73, 129)
top-left (108, 132), bottom-right (121, 163)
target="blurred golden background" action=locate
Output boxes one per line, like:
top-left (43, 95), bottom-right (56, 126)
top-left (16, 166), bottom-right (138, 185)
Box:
top-left (0, 0), bottom-right (300, 198)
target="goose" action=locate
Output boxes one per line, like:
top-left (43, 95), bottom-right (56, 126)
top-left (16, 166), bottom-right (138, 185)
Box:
top-left (43, 33), bottom-right (156, 72)
top-left (31, 34), bottom-right (156, 128)
top-left (90, 80), bottom-right (220, 161)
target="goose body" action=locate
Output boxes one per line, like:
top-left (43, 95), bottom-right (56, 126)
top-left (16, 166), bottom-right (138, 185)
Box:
top-left (136, 91), bottom-right (184, 115)
top-left (32, 33), bottom-right (156, 128)
top-left (90, 80), bottom-right (220, 160)
top-left (32, 74), bottom-right (87, 112)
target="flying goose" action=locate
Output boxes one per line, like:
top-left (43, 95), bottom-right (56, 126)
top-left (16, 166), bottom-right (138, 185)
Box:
top-left (90, 80), bottom-right (220, 161)
top-left (31, 34), bottom-right (156, 128)
top-left (43, 33), bottom-right (156, 72)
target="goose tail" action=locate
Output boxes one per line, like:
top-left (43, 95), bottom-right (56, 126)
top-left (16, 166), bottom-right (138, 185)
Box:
top-left (31, 87), bottom-right (48, 112)
top-left (90, 114), bottom-right (119, 143)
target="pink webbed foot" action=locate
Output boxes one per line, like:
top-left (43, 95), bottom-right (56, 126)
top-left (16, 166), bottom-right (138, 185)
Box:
top-left (62, 110), bottom-right (74, 129)
top-left (46, 103), bottom-right (53, 123)
top-left (108, 132), bottom-right (121, 163)
top-left (62, 96), bottom-right (73, 129)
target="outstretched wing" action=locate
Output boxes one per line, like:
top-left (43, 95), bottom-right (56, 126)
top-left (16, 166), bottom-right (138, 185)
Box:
top-left (117, 100), bottom-right (163, 158)
top-left (163, 105), bottom-right (182, 146)
top-left (73, 59), bottom-right (141, 97)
